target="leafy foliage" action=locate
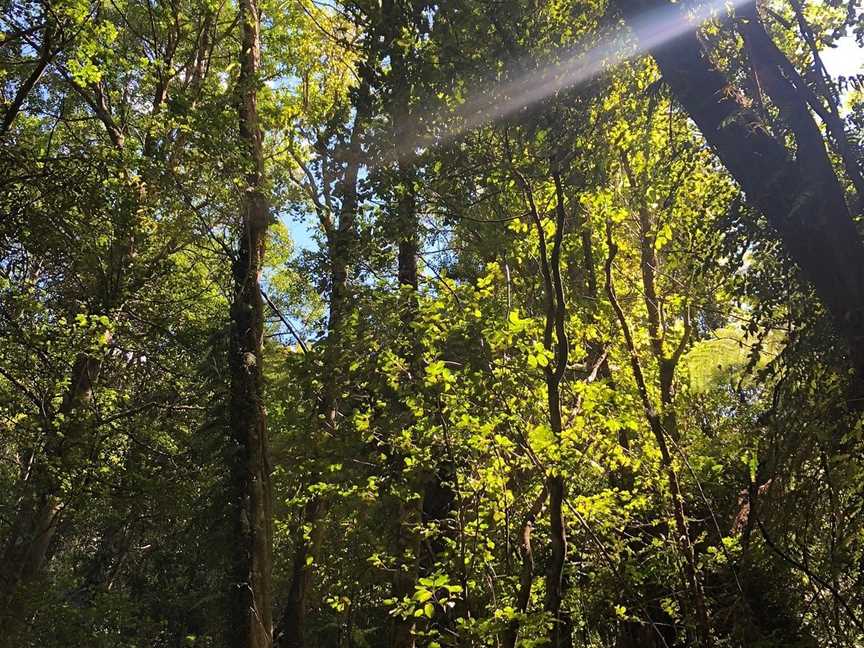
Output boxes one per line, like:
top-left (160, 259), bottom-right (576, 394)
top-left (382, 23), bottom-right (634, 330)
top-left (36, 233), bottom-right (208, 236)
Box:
top-left (2, 0), bottom-right (864, 646)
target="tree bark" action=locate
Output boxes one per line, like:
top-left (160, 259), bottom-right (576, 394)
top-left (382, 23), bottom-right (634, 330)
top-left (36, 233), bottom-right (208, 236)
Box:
top-left (380, 4), bottom-right (426, 646)
top-left (227, 0), bottom-right (273, 644)
top-left (276, 497), bottom-right (325, 648)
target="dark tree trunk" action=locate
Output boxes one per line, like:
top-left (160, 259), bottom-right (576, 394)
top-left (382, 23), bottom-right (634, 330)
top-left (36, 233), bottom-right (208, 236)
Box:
top-left (276, 497), bottom-right (325, 648)
top-left (545, 474), bottom-right (568, 648)
top-left (519, 170), bottom-right (571, 648)
top-left (501, 486), bottom-right (547, 648)
top-left (380, 4), bottom-right (425, 647)
top-left (227, 0), bottom-right (273, 644)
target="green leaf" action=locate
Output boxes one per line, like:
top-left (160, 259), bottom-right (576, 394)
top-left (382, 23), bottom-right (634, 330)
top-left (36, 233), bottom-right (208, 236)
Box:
top-left (413, 589), bottom-right (433, 603)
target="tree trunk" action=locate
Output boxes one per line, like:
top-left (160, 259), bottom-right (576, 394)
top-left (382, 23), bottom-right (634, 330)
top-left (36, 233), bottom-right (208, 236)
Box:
top-left (276, 497), bottom-right (325, 648)
top-left (275, 78), bottom-right (371, 648)
top-left (380, 4), bottom-right (425, 646)
top-left (227, 0), bottom-right (273, 644)
top-left (545, 474), bottom-right (568, 648)
top-left (501, 486), bottom-right (548, 648)
top-left (605, 223), bottom-right (711, 648)
top-left (520, 171), bottom-right (571, 648)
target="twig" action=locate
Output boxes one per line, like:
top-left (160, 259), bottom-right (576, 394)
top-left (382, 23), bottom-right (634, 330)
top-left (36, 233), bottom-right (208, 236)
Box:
top-left (261, 288), bottom-right (309, 353)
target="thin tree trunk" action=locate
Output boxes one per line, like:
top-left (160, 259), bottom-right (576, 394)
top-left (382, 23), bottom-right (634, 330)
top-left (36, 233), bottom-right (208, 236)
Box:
top-left (227, 0), bottom-right (273, 644)
top-left (605, 222), bottom-right (711, 648)
top-left (545, 474), bottom-right (568, 648)
top-left (519, 170), bottom-right (571, 648)
top-left (548, 173), bottom-right (571, 648)
top-left (275, 78), bottom-right (371, 648)
top-left (501, 486), bottom-right (548, 648)
top-left (620, 154), bottom-right (690, 440)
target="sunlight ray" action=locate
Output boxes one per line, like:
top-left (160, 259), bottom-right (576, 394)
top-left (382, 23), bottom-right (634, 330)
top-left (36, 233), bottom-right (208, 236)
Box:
top-left (400, 0), bottom-right (753, 157)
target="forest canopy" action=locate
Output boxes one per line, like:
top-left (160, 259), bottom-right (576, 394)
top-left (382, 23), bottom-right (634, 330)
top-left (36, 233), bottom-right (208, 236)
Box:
top-left (2, 0), bottom-right (864, 646)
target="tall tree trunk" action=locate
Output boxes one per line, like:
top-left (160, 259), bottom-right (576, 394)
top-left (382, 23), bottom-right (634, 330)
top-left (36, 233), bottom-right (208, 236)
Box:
top-left (388, 133), bottom-right (422, 648)
top-left (519, 170), bottom-right (571, 648)
top-left (227, 0), bottom-right (273, 644)
top-left (614, 0), bottom-right (864, 390)
top-left (605, 223), bottom-right (711, 648)
top-left (275, 78), bottom-right (371, 648)
top-left (380, 4), bottom-right (425, 646)
top-left (547, 173), bottom-right (571, 648)
top-left (501, 486), bottom-right (548, 648)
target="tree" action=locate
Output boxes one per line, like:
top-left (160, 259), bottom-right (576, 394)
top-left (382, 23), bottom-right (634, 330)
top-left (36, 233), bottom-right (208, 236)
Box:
top-left (615, 0), bottom-right (864, 391)
top-left (226, 0), bottom-right (274, 642)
